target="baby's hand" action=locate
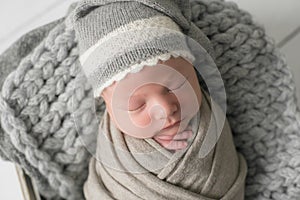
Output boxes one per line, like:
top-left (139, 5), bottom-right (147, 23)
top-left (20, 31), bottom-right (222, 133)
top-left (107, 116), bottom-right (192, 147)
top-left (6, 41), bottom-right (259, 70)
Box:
top-left (155, 126), bottom-right (193, 151)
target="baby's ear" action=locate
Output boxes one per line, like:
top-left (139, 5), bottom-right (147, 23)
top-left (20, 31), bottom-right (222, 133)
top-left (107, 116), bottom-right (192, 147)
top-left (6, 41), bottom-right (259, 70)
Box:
top-left (100, 93), bottom-right (104, 99)
top-left (100, 91), bottom-right (107, 100)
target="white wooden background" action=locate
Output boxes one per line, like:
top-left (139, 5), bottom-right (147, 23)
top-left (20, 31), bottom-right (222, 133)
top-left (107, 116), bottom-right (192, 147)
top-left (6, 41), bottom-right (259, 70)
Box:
top-left (0, 0), bottom-right (299, 199)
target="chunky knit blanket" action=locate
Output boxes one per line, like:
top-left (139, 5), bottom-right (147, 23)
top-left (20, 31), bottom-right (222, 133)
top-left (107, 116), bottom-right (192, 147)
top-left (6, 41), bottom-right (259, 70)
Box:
top-left (0, 0), bottom-right (299, 200)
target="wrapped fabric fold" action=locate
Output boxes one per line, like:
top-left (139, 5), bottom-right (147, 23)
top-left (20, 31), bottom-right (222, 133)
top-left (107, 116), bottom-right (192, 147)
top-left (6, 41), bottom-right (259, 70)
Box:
top-left (84, 89), bottom-right (247, 200)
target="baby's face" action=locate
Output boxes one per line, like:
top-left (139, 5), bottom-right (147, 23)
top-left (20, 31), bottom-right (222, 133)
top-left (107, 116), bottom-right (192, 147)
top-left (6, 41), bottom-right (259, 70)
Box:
top-left (100, 56), bottom-right (202, 143)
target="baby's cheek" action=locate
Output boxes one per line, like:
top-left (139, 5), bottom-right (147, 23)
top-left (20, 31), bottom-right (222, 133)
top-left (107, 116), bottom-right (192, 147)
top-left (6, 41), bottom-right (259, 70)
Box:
top-left (129, 112), bottom-right (152, 129)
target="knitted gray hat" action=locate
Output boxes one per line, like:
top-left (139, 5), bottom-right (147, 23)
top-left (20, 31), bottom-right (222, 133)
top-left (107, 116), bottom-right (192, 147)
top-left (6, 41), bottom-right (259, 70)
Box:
top-left (72, 0), bottom-right (214, 98)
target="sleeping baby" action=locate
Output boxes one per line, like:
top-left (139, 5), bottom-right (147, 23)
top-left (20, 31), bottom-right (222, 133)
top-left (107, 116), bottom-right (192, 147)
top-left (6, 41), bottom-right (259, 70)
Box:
top-left (100, 56), bottom-right (200, 153)
top-left (72, 0), bottom-right (248, 199)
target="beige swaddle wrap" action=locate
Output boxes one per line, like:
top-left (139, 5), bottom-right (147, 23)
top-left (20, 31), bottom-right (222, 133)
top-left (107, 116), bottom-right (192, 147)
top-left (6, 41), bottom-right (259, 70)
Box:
top-left (84, 90), bottom-right (247, 200)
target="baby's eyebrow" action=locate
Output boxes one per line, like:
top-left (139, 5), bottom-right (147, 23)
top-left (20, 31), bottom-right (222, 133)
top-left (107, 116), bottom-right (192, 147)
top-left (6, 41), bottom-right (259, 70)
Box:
top-left (129, 94), bottom-right (142, 99)
top-left (130, 94), bottom-right (141, 98)
top-left (127, 75), bottom-right (188, 99)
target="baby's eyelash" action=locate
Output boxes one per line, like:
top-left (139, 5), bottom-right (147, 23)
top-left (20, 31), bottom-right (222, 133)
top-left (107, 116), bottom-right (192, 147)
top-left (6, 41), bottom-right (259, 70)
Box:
top-left (128, 76), bottom-right (189, 112)
top-left (128, 103), bottom-right (145, 112)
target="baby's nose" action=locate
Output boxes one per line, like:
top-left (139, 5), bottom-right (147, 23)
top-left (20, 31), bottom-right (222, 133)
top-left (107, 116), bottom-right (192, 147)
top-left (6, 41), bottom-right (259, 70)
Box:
top-left (151, 95), bottom-right (178, 120)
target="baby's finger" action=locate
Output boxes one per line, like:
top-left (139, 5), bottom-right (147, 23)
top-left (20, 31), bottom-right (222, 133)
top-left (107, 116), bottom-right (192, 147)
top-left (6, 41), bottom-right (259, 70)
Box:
top-left (173, 130), bottom-right (193, 140)
top-left (164, 140), bottom-right (188, 150)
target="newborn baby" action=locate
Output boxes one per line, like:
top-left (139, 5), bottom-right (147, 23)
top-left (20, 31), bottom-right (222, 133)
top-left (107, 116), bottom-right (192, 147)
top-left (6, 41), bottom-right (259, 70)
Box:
top-left (83, 56), bottom-right (248, 200)
top-left (100, 56), bottom-right (201, 153)
top-left (72, 0), bottom-right (248, 199)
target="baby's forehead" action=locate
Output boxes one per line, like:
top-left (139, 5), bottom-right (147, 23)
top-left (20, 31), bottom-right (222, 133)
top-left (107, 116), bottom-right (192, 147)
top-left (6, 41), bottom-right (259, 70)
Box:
top-left (103, 57), bottom-right (193, 96)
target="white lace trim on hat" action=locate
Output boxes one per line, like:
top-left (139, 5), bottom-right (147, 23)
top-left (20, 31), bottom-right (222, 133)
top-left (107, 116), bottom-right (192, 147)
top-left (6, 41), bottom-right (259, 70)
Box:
top-left (94, 50), bottom-right (195, 98)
